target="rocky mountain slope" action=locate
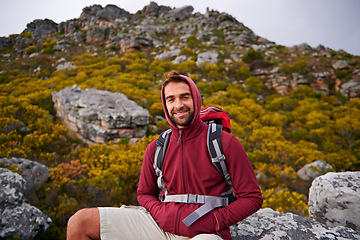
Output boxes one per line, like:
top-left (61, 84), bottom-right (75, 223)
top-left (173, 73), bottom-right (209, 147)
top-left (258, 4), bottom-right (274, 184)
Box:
top-left (1, 2), bottom-right (360, 239)
top-left (1, 2), bottom-right (359, 98)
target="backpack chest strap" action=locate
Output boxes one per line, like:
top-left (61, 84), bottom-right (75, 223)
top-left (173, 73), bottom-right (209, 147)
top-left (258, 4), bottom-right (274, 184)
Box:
top-left (163, 194), bottom-right (230, 227)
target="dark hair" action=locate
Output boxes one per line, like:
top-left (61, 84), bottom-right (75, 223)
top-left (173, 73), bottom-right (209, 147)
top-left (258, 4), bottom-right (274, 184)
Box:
top-left (162, 71), bottom-right (188, 89)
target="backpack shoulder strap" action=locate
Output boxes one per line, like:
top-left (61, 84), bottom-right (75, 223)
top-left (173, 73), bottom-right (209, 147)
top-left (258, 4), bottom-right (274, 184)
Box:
top-left (153, 129), bottom-right (172, 194)
top-left (207, 123), bottom-right (235, 196)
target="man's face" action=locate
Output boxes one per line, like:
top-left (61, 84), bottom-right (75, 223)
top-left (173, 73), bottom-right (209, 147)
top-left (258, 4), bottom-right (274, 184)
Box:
top-left (164, 81), bottom-right (195, 128)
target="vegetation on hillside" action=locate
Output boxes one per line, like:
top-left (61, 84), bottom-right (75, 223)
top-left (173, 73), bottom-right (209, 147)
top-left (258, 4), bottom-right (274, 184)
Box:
top-left (1, 13), bottom-right (360, 239)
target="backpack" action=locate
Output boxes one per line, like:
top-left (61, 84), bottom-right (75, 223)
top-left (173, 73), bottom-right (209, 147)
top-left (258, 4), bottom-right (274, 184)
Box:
top-left (152, 106), bottom-right (237, 227)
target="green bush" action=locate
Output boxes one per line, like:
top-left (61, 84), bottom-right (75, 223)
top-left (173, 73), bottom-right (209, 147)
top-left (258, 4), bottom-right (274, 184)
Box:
top-left (242, 48), bottom-right (264, 64)
top-left (26, 46), bottom-right (38, 55)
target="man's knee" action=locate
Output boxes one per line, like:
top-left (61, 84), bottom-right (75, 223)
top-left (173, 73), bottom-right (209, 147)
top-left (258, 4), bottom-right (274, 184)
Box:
top-left (67, 208), bottom-right (100, 238)
top-left (68, 208), bottom-right (90, 227)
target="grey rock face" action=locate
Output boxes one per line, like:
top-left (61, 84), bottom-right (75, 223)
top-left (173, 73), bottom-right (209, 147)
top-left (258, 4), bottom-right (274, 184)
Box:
top-left (332, 60), bottom-right (350, 70)
top-left (0, 168), bottom-right (26, 205)
top-left (230, 208), bottom-right (359, 240)
top-left (52, 85), bottom-right (149, 144)
top-left (0, 168), bottom-right (51, 240)
top-left (308, 172), bottom-right (360, 232)
top-left (0, 157), bottom-right (50, 194)
top-left (168, 5), bottom-right (194, 21)
top-left (196, 50), bottom-right (219, 65)
top-left (139, 1), bottom-right (171, 17)
top-left (23, 19), bottom-right (58, 36)
top-left (297, 160), bottom-right (333, 182)
top-left (340, 79), bottom-right (360, 98)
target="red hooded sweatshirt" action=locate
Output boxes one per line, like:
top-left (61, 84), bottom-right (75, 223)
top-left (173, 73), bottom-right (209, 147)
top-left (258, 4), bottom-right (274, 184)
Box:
top-left (137, 75), bottom-right (262, 239)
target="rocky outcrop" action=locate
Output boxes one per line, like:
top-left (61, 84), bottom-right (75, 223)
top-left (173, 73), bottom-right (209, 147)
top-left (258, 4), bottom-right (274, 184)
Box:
top-left (168, 5), bottom-right (194, 21)
top-left (22, 19), bottom-right (58, 36)
top-left (78, 4), bottom-right (130, 30)
top-left (52, 85), bottom-right (149, 144)
top-left (0, 157), bottom-right (50, 194)
top-left (297, 160), bottom-right (333, 182)
top-left (0, 161), bottom-right (51, 240)
top-left (138, 1), bottom-right (172, 17)
top-left (309, 171), bottom-right (360, 232)
top-left (230, 208), bottom-right (359, 240)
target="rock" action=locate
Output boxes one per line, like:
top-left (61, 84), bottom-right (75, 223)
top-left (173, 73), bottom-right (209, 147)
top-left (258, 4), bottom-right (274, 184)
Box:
top-left (332, 60), bottom-right (350, 70)
top-left (0, 168), bottom-right (26, 205)
top-left (73, 31), bottom-right (86, 42)
top-left (230, 208), bottom-right (360, 240)
top-left (0, 37), bottom-right (14, 50)
top-left (196, 50), bottom-right (219, 65)
top-left (119, 37), bottom-right (153, 53)
top-left (0, 168), bottom-right (51, 240)
top-left (58, 19), bottom-right (78, 34)
top-left (155, 49), bottom-right (181, 61)
top-left (56, 61), bottom-right (75, 71)
top-left (292, 43), bottom-right (313, 52)
top-left (297, 160), bottom-right (333, 182)
top-left (340, 79), bottom-right (360, 98)
top-left (2, 120), bottom-right (27, 134)
top-left (1, 202), bottom-right (52, 240)
top-left (308, 172), bottom-right (360, 232)
top-left (172, 55), bottom-right (188, 64)
top-left (168, 5), bottom-right (194, 21)
top-left (139, 1), bottom-right (171, 17)
top-left (86, 26), bottom-right (109, 42)
top-left (79, 4), bottom-right (130, 30)
top-left (53, 39), bottom-right (71, 51)
top-left (52, 85), bottom-right (149, 144)
top-left (96, 4), bottom-right (130, 22)
top-left (0, 157), bottom-right (50, 194)
top-left (22, 19), bottom-right (58, 36)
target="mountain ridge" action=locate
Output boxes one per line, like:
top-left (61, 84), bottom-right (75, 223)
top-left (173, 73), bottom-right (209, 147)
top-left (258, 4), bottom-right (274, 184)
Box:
top-left (1, 2), bottom-right (359, 99)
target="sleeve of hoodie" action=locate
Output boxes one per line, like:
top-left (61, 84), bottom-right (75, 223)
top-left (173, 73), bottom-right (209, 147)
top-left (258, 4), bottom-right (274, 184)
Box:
top-left (137, 139), bottom-right (165, 216)
top-left (212, 134), bottom-right (263, 232)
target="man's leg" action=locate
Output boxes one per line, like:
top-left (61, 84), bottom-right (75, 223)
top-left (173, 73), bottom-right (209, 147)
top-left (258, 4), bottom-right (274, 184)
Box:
top-left (99, 205), bottom-right (171, 240)
top-left (67, 208), bottom-right (100, 240)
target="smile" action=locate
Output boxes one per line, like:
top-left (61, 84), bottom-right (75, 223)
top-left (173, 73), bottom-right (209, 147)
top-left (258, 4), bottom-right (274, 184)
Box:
top-left (174, 110), bottom-right (188, 117)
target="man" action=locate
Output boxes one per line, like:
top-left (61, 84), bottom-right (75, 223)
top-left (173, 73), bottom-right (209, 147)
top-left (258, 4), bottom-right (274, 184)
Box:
top-left (67, 71), bottom-right (262, 240)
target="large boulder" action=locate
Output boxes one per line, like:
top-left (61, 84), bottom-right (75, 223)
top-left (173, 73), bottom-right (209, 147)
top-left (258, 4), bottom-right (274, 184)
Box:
top-left (309, 172), bottom-right (360, 232)
top-left (52, 85), bottom-right (149, 144)
top-left (230, 208), bottom-right (359, 240)
top-left (0, 157), bottom-right (50, 194)
top-left (0, 168), bottom-right (51, 240)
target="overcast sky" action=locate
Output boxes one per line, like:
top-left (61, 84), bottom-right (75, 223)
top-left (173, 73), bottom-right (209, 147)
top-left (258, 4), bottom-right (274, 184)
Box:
top-left (1, 0), bottom-right (359, 55)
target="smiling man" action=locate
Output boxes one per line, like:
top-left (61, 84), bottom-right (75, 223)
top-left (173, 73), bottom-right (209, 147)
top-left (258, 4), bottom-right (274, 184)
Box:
top-left (67, 71), bottom-right (262, 240)
top-left (164, 75), bottom-right (195, 128)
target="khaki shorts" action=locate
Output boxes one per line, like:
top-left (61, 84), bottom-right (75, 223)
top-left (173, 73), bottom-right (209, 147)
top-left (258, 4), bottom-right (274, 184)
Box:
top-left (98, 205), bottom-right (222, 240)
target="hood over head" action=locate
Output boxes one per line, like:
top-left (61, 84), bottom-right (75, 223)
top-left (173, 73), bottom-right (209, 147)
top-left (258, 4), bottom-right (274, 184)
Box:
top-left (161, 74), bottom-right (202, 129)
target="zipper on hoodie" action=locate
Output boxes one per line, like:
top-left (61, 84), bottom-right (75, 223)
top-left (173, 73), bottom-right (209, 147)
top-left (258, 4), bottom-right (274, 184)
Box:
top-left (178, 129), bottom-right (182, 144)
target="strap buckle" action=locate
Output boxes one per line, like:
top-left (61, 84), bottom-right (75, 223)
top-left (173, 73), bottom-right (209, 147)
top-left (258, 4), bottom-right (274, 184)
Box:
top-left (187, 194), bottom-right (198, 204)
top-left (217, 154), bottom-right (226, 161)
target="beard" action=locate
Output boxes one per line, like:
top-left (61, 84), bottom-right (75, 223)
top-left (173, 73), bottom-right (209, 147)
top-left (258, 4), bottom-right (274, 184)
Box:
top-left (169, 106), bottom-right (195, 127)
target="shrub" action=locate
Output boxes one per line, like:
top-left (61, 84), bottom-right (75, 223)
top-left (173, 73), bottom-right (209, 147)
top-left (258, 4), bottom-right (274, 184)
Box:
top-left (42, 38), bottom-right (58, 54)
top-left (186, 35), bottom-right (199, 48)
top-left (26, 45), bottom-right (38, 55)
top-left (242, 48), bottom-right (264, 64)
